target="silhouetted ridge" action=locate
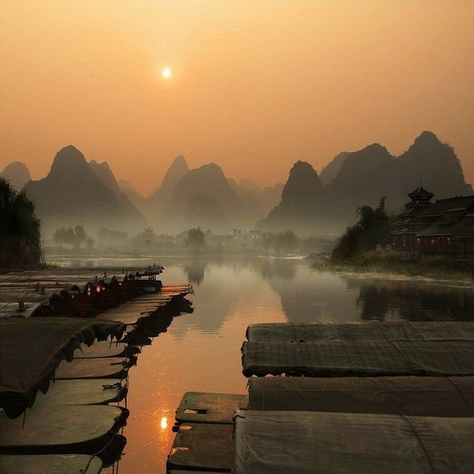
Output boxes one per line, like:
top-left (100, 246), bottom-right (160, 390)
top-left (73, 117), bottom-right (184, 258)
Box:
top-left (89, 159), bottom-right (146, 225)
top-left (260, 161), bottom-right (324, 233)
top-left (0, 161), bottom-right (31, 191)
top-left (330, 143), bottom-right (394, 196)
top-left (158, 162), bottom-right (248, 231)
top-left (319, 152), bottom-right (349, 185)
top-left (49, 145), bottom-right (90, 179)
top-left (89, 160), bottom-right (120, 194)
top-left (24, 145), bottom-right (145, 234)
top-left (149, 155), bottom-right (190, 205)
top-left (280, 161), bottom-right (322, 207)
top-left (261, 131), bottom-right (472, 234)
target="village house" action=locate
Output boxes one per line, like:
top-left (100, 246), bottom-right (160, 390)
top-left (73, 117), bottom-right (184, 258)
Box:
top-left (392, 187), bottom-right (474, 262)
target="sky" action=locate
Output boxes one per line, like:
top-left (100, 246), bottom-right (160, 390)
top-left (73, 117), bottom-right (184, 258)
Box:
top-left (1, 0), bottom-right (473, 195)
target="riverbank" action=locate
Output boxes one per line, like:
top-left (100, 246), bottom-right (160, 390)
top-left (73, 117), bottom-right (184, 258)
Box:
top-left (311, 252), bottom-right (474, 287)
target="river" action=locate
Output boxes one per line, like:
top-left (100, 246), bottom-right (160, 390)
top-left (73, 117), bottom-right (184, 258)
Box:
top-left (49, 256), bottom-right (474, 473)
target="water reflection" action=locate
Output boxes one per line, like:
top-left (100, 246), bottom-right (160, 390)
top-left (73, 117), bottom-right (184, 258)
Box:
top-left (355, 280), bottom-right (474, 321)
top-left (183, 259), bottom-right (207, 286)
top-left (182, 258), bottom-right (474, 322)
top-left (51, 256), bottom-right (473, 474)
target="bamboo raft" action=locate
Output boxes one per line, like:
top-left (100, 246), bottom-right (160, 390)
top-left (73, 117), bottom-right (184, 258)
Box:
top-left (168, 321), bottom-right (474, 473)
top-left (0, 267), bottom-right (193, 472)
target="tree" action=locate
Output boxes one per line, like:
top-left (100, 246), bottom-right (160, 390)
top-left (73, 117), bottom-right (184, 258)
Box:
top-left (53, 225), bottom-right (89, 249)
top-left (332, 197), bottom-right (392, 261)
top-left (96, 228), bottom-right (128, 245)
top-left (185, 227), bottom-right (205, 253)
top-left (53, 227), bottom-right (74, 247)
top-left (73, 225), bottom-right (86, 249)
top-left (275, 231), bottom-right (298, 254)
top-left (137, 227), bottom-right (156, 244)
top-left (0, 178), bottom-right (42, 268)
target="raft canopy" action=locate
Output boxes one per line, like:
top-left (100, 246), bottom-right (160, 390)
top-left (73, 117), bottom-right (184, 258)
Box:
top-left (246, 321), bottom-right (474, 343)
top-left (233, 410), bottom-right (474, 474)
top-left (0, 454), bottom-right (102, 474)
top-left (247, 376), bottom-right (474, 417)
top-left (242, 340), bottom-right (474, 377)
top-left (0, 317), bottom-right (125, 418)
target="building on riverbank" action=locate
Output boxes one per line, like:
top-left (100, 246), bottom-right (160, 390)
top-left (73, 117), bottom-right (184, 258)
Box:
top-left (391, 187), bottom-right (474, 261)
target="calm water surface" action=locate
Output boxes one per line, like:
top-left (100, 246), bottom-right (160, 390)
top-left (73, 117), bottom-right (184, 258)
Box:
top-left (50, 256), bottom-right (474, 473)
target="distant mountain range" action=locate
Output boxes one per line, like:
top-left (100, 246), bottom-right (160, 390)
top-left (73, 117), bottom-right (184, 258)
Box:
top-left (4, 130), bottom-right (472, 236)
top-left (24, 146), bottom-right (145, 234)
top-left (260, 131), bottom-right (472, 234)
top-left (121, 155), bottom-right (283, 232)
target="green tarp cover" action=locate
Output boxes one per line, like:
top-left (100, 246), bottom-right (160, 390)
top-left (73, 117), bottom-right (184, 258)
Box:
top-left (233, 411), bottom-right (474, 474)
top-left (0, 454), bottom-right (102, 474)
top-left (246, 322), bottom-right (474, 343)
top-left (248, 376), bottom-right (474, 416)
top-left (0, 317), bottom-right (125, 418)
top-left (242, 341), bottom-right (474, 377)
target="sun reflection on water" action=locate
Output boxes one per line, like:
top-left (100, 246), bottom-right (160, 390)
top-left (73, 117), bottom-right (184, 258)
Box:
top-left (160, 416), bottom-right (168, 430)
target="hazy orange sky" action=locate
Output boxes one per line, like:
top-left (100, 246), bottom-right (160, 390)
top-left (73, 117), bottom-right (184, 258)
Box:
top-left (1, 0), bottom-right (473, 195)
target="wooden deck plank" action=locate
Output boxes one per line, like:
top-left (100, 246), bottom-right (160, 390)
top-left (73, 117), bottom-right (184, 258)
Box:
top-left (167, 423), bottom-right (234, 472)
top-left (176, 392), bottom-right (248, 424)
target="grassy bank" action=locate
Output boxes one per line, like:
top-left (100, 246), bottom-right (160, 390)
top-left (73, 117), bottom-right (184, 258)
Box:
top-left (312, 252), bottom-right (474, 283)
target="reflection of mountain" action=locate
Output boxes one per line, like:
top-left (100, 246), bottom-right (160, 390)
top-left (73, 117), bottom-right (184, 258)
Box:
top-left (257, 260), bottom-right (360, 323)
top-left (355, 280), bottom-right (474, 321)
top-left (170, 260), bottom-right (271, 336)
top-left (167, 259), bottom-right (474, 339)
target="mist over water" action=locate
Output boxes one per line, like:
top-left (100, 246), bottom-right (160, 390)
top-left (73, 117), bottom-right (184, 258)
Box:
top-left (48, 256), bottom-right (473, 473)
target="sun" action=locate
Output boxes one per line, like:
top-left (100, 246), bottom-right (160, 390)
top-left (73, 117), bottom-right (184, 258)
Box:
top-left (161, 67), bottom-right (172, 79)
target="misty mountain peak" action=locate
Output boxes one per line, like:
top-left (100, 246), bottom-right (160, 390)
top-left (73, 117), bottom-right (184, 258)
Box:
top-left (149, 155), bottom-right (190, 204)
top-left (90, 159), bottom-right (112, 173)
top-left (359, 143), bottom-right (389, 156)
top-left (164, 155), bottom-right (189, 181)
top-left (171, 155), bottom-right (188, 169)
top-left (0, 161), bottom-right (31, 191)
top-left (320, 152), bottom-right (350, 186)
top-left (89, 159), bottom-right (120, 194)
top-left (413, 130), bottom-right (441, 147)
top-left (286, 161), bottom-right (322, 188)
top-left (195, 162), bottom-right (226, 179)
top-left (50, 145), bottom-right (89, 177)
top-left (281, 160), bottom-right (322, 205)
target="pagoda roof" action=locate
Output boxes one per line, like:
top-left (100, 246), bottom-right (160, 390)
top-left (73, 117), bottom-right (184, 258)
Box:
top-left (407, 186), bottom-right (434, 200)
